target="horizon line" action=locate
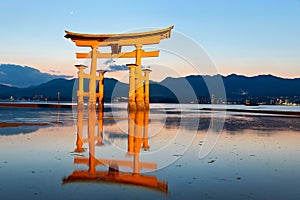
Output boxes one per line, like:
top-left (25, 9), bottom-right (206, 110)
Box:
top-left (0, 63), bottom-right (299, 81)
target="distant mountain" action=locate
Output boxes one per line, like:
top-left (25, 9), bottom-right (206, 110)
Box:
top-left (0, 64), bottom-right (73, 88)
top-left (0, 84), bottom-right (19, 99)
top-left (159, 74), bottom-right (300, 103)
top-left (0, 78), bottom-right (128, 101)
top-left (222, 74), bottom-right (300, 97)
top-left (0, 79), bottom-right (75, 100)
top-left (1, 74), bottom-right (300, 104)
top-left (185, 74), bottom-right (300, 100)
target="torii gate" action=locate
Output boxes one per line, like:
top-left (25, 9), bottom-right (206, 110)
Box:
top-left (65, 26), bottom-right (173, 111)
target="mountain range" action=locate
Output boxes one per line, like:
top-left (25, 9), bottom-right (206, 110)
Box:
top-left (0, 64), bottom-right (73, 87)
top-left (0, 64), bottom-right (299, 104)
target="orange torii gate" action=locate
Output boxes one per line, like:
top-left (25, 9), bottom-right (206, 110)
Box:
top-left (65, 26), bottom-right (173, 111)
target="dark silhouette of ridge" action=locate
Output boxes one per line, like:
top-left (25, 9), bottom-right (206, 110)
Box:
top-left (1, 73), bottom-right (299, 104)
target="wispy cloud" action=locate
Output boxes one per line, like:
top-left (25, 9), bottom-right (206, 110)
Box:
top-left (104, 59), bottom-right (115, 66)
top-left (0, 83), bottom-right (12, 87)
top-left (103, 59), bottom-right (151, 72)
top-left (49, 69), bottom-right (61, 73)
top-left (0, 71), bottom-right (6, 75)
top-left (103, 59), bottom-right (128, 72)
top-left (107, 64), bottom-right (128, 72)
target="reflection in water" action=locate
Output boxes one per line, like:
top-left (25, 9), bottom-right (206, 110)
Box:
top-left (164, 114), bottom-right (300, 132)
top-left (63, 108), bottom-right (168, 193)
top-left (0, 107), bottom-right (65, 135)
top-left (0, 126), bottom-right (41, 135)
top-left (1, 105), bottom-right (300, 199)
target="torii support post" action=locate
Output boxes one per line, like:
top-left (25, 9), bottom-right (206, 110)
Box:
top-left (142, 110), bottom-right (150, 150)
top-left (143, 69), bottom-right (151, 110)
top-left (75, 108), bottom-right (85, 153)
top-left (127, 111), bottom-right (135, 154)
top-left (88, 46), bottom-right (99, 110)
top-left (87, 108), bottom-right (97, 174)
top-left (96, 109), bottom-right (104, 146)
top-left (135, 45), bottom-right (145, 111)
top-left (75, 64), bottom-right (88, 110)
top-left (127, 64), bottom-right (137, 111)
top-left (97, 70), bottom-right (106, 111)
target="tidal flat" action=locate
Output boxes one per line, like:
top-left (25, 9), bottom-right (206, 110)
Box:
top-left (0, 104), bottom-right (299, 200)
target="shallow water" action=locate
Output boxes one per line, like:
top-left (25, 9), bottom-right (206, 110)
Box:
top-left (0, 104), bottom-right (300, 199)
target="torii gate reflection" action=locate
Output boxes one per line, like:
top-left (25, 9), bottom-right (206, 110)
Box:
top-left (63, 108), bottom-right (168, 193)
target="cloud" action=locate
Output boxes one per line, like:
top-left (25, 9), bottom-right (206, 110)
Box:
top-left (105, 64), bottom-right (152, 72)
top-left (104, 58), bottom-right (116, 66)
top-left (49, 69), bottom-right (61, 73)
top-left (0, 71), bottom-right (6, 75)
top-left (143, 65), bottom-right (151, 69)
top-left (48, 69), bottom-right (73, 78)
top-left (0, 83), bottom-right (12, 87)
top-left (103, 59), bottom-right (128, 72)
top-left (107, 64), bottom-right (128, 72)
top-left (103, 59), bottom-right (151, 72)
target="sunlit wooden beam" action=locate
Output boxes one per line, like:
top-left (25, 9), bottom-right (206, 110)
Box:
top-left (76, 50), bottom-right (159, 59)
top-left (74, 157), bottom-right (157, 170)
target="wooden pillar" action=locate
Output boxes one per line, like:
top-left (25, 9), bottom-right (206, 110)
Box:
top-left (135, 44), bottom-right (145, 110)
top-left (127, 64), bottom-right (137, 111)
top-left (127, 111), bottom-right (135, 154)
top-left (75, 108), bottom-right (84, 152)
top-left (133, 111), bottom-right (144, 174)
top-left (75, 64), bottom-right (87, 110)
top-left (88, 108), bottom-right (96, 174)
top-left (142, 111), bottom-right (150, 150)
top-left (96, 109), bottom-right (104, 146)
top-left (133, 153), bottom-right (140, 174)
top-left (88, 45), bottom-right (98, 110)
top-left (97, 70), bottom-right (106, 111)
top-left (143, 69), bottom-right (151, 110)
top-left (134, 111), bottom-right (144, 153)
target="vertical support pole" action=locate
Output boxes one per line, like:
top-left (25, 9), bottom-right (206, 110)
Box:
top-left (127, 64), bottom-right (137, 111)
top-left (97, 70), bottom-right (106, 111)
top-left (133, 111), bottom-right (144, 174)
top-left (88, 108), bottom-right (96, 174)
top-left (75, 64), bottom-right (87, 110)
top-left (133, 153), bottom-right (140, 174)
top-left (142, 69), bottom-right (152, 110)
top-left (88, 45), bottom-right (98, 110)
top-left (135, 44), bottom-right (145, 110)
top-left (96, 109), bottom-right (104, 146)
top-left (142, 110), bottom-right (150, 150)
top-left (75, 108), bottom-right (84, 152)
top-left (127, 111), bottom-right (135, 155)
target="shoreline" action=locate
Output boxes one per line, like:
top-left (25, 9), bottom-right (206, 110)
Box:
top-left (0, 102), bottom-right (299, 116)
top-left (0, 102), bottom-right (74, 108)
top-left (0, 122), bottom-right (49, 128)
top-left (201, 108), bottom-right (300, 116)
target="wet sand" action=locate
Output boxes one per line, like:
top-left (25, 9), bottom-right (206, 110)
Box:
top-left (0, 104), bottom-right (299, 200)
top-left (202, 107), bottom-right (300, 116)
top-left (0, 122), bottom-right (49, 127)
top-left (0, 102), bottom-right (73, 108)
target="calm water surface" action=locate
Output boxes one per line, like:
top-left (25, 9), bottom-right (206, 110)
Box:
top-left (0, 104), bottom-right (300, 200)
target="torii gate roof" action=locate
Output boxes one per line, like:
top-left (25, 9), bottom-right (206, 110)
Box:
top-left (65, 26), bottom-right (174, 47)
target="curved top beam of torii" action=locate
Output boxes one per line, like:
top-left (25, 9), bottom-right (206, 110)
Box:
top-left (64, 26), bottom-right (174, 47)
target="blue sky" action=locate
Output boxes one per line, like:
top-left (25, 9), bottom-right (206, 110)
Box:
top-left (0, 0), bottom-right (299, 79)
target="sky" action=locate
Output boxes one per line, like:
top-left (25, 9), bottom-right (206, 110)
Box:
top-left (0, 0), bottom-right (300, 80)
